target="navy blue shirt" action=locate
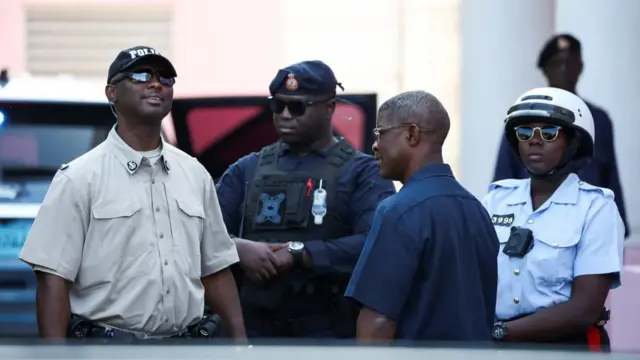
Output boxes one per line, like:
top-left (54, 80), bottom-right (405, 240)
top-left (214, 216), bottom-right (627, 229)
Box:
top-left (493, 100), bottom-right (629, 237)
top-left (215, 143), bottom-right (397, 276)
top-left (345, 164), bottom-right (499, 342)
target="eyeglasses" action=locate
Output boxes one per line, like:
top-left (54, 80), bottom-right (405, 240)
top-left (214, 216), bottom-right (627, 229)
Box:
top-left (373, 124), bottom-right (416, 141)
top-left (514, 125), bottom-right (562, 142)
top-left (111, 69), bottom-right (175, 87)
top-left (268, 96), bottom-right (332, 117)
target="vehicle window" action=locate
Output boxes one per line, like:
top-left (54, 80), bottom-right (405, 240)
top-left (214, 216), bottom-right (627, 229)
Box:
top-left (0, 124), bottom-right (109, 169)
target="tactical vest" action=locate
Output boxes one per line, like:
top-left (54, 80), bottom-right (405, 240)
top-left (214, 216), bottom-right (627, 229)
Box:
top-left (241, 139), bottom-right (357, 243)
top-left (240, 139), bottom-right (357, 311)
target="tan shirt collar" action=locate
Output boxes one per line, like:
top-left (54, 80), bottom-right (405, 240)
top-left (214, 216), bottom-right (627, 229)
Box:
top-left (107, 126), bottom-right (171, 174)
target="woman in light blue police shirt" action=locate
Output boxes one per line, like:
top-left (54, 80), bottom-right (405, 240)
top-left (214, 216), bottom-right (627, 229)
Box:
top-left (482, 87), bottom-right (624, 352)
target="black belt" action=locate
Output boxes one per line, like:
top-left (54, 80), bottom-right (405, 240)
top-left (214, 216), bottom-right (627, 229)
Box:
top-left (68, 314), bottom-right (221, 340)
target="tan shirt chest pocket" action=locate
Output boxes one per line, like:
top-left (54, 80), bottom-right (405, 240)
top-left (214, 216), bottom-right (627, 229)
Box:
top-left (525, 231), bottom-right (580, 286)
top-left (82, 200), bottom-right (150, 288)
top-left (170, 196), bottom-right (205, 278)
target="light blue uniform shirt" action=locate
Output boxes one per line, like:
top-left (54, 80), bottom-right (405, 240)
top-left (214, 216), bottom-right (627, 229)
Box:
top-left (482, 173), bottom-right (624, 321)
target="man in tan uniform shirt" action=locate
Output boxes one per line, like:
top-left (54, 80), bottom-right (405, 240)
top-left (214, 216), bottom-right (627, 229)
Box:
top-left (19, 46), bottom-right (246, 340)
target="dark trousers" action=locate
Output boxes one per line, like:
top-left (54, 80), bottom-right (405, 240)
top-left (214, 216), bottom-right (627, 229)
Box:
top-left (243, 307), bottom-right (355, 339)
top-left (239, 277), bottom-right (358, 340)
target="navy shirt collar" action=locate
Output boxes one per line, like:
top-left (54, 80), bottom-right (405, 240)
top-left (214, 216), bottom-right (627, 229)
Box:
top-left (403, 163), bottom-right (454, 187)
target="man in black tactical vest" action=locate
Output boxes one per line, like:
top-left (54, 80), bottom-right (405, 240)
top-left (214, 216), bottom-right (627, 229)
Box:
top-left (214, 60), bottom-right (397, 339)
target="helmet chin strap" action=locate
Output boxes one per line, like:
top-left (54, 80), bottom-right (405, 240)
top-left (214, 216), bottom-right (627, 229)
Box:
top-left (524, 132), bottom-right (583, 180)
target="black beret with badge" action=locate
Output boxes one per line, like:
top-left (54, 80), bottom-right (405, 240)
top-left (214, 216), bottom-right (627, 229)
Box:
top-left (537, 34), bottom-right (581, 69)
top-left (269, 60), bottom-right (344, 97)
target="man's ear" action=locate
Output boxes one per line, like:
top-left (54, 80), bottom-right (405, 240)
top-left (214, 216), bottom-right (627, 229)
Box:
top-left (407, 124), bottom-right (421, 147)
top-left (105, 84), bottom-right (116, 103)
top-left (541, 67), bottom-right (551, 83)
top-left (577, 60), bottom-right (584, 76)
top-left (326, 100), bottom-right (337, 120)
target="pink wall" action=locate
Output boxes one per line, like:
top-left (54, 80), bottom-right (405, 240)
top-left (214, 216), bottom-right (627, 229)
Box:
top-left (0, 0), bottom-right (289, 143)
top-left (0, 0), bottom-right (285, 98)
top-left (0, 0), bottom-right (26, 75)
top-left (608, 247), bottom-right (640, 352)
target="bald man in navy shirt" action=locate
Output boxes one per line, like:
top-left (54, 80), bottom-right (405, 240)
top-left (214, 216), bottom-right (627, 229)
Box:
top-left (346, 91), bottom-right (498, 343)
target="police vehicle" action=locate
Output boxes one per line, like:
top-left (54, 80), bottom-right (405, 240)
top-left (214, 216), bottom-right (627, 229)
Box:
top-left (0, 75), bottom-right (114, 336)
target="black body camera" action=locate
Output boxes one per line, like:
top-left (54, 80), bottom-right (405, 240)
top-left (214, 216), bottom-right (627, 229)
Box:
top-left (502, 226), bottom-right (534, 258)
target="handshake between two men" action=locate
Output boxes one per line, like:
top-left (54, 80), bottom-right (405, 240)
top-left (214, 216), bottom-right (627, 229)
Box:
top-left (233, 239), bottom-right (311, 283)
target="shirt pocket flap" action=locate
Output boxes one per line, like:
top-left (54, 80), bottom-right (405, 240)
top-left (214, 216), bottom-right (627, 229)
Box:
top-left (91, 201), bottom-right (141, 219)
top-left (535, 229), bottom-right (581, 249)
top-left (176, 197), bottom-right (205, 219)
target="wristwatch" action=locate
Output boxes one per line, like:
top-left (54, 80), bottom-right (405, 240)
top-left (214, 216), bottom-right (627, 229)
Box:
top-left (287, 241), bottom-right (305, 268)
top-left (492, 321), bottom-right (508, 341)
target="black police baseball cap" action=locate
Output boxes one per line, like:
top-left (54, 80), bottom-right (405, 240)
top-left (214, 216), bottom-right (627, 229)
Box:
top-left (107, 46), bottom-right (177, 84)
top-left (269, 60), bottom-right (344, 97)
top-left (537, 34), bottom-right (581, 69)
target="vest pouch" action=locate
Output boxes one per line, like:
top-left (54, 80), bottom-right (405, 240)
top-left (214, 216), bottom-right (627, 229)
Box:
top-left (252, 176), bottom-right (312, 231)
top-left (283, 181), bottom-right (313, 227)
top-left (241, 278), bottom-right (288, 310)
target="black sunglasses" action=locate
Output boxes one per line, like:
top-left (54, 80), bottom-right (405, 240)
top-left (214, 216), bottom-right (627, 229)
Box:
top-left (268, 96), bottom-right (332, 117)
top-left (112, 69), bottom-right (175, 87)
top-left (514, 125), bottom-right (562, 142)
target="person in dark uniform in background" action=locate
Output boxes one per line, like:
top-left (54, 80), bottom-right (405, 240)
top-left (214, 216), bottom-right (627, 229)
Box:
top-left (492, 34), bottom-right (629, 238)
top-left (345, 90), bottom-right (499, 343)
top-left (215, 60), bottom-right (397, 339)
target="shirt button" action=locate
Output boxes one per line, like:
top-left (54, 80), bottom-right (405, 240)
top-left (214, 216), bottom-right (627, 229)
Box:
top-left (152, 179), bottom-right (156, 184)
top-left (156, 206), bottom-right (160, 212)
top-left (159, 233), bottom-right (164, 239)
top-left (527, 219), bottom-right (534, 224)
top-left (164, 317), bottom-right (169, 323)
top-left (578, 181), bottom-right (585, 185)
top-left (513, 297), bottom-right (520, 304)
top-left (513, 269), bottom-right (520, 276)
top-left (164, 259), bottom-right (169, 265)
top-left (166, 288), bottom-right (171, 294)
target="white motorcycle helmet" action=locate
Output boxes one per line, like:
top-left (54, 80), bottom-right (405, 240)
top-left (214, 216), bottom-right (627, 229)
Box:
top-left (503, 87), bottom-right (595, 177)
